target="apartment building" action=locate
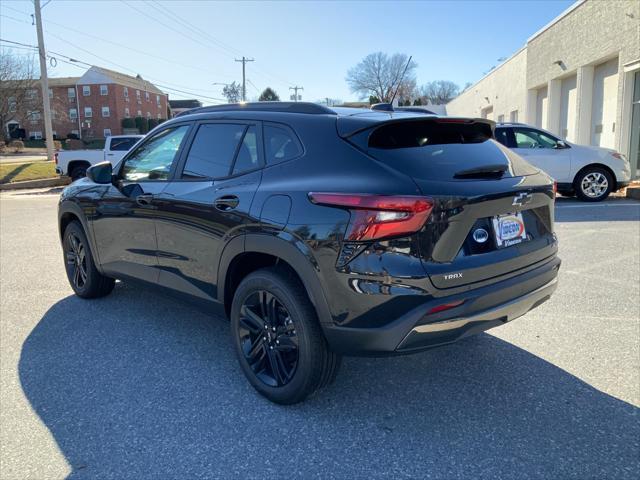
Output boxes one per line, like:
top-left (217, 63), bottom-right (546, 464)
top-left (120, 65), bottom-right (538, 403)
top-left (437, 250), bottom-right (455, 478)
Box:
top-left (4, 66), bottom-right (168, 140)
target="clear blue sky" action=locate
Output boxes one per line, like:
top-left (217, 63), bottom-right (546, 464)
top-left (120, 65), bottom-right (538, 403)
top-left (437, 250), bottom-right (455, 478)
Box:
top-left (1, 0), bottom-right (575, 105)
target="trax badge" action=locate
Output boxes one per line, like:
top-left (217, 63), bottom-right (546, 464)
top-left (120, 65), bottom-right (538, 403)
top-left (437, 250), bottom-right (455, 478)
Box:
top-left (473, 228), bottom-right (489, 243)
top-left (443, 272), bottom-right (463, 280)
top-left (512, 192), bottom-right (532, 207)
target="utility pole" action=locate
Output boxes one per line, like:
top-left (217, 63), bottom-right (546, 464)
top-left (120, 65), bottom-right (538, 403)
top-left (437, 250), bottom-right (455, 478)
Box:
top-left (235, 56), bottom-right (254, 102)
top-left (34, 0), bottom-right (55, 162)
top-left (289, 86), bottom-right (303, 102)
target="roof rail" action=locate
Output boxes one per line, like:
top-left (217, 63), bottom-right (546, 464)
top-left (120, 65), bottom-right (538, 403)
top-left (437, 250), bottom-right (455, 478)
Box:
top-left (176, 101), bottom-right (335, 117)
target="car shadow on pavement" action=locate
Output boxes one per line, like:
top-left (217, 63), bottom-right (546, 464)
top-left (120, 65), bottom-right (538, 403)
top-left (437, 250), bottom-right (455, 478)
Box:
top-left (19, 283), bottom-right (639, 479)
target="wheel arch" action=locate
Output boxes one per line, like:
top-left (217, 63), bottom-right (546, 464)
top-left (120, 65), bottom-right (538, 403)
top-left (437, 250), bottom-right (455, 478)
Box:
top-left (67, 160), bottom-right (91, 176)
top-left (58, 200), bottom-right (104, 271)
top-left (217, 233), bottom-right (333, 326)
top-left (573, 163), bottom-right (618, 190)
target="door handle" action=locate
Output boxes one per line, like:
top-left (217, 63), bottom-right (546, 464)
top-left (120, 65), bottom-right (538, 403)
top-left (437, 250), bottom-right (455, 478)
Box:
top-left (136, 193), bottom-right (154, 206)
top-left (214, 195), bottom-right (239, 211)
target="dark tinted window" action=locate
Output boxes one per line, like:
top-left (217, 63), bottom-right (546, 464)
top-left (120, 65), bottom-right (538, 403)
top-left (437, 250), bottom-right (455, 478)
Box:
top-left (110, 137), bottom-right (140, 151)
top-left (264, 124), bottom-right (302, 164)
top-left (232, 126), bottom-right (259, 174)
top-left (368, 120), bottom-right (492, 148)
top-left (183, 123), bottom-right (245, 179)
top-left (121, 126), bottom-right (189, 181)
top-left (494, 128), bottom-right (510, 147)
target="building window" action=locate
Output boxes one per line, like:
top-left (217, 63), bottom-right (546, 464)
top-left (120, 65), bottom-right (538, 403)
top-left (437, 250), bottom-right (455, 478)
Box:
top-left (50, 110), bottom-right (57, 120)
top-left (71, 129), bottom-right (79, 136)
top-left (510, 110), bottom-right (519, 122)
top-left (68, 88), bottom-right (76, 99)
top-left (124, 107), bottom-right (130, 118)
top-left (82, 85), bottom-right (91, 96)
top-left (157, 112), bottom-right (161, 119)
top-left (145, 91), bottom-right (150, 102)
top-left (146, 112), bottom-right (151, 119)
top-left (28, 111), bottom-right (41, 123)
top-left (30, 131), bottom-right (43, 140)
top-left (8, 97), bottom-right (16, 112)
top-left (136, 90), bottom-right (141, 103)
top-left (48, 88), bottom-right (53, 98)
top-left (104, 128), bottom-right (112, 137)
top-left (52, 130), bottom-right (57, 138)
top-left (102, 106), bottom-right (110, 117)
top-left (100, 85), bottom-right (108, 96)
top-left (84, 107), bottom-right (92, 117)
top-left (26, 89), bottom-right (37, 100)
top-left (124, 87), bottom-right (129, 97)
top-left (69, 108), bottom-right (78, 119)
top-left (497, 114), bottom-right (504, 123)
top-left (156, 94), bottom-right (160, 106)
top-left (137, 110), bottom-right (142, 117)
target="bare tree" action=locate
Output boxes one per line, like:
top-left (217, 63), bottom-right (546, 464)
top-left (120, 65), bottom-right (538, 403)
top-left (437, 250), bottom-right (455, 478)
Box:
top-left (418, 80), bottom-right (460, 105)
top-left (346, 52), bottom-right (417, 102)
top-left (222, 81), bottom-right (242, 103)
top-left (258, 87), bottom-right (280, 102)
top-left (0, 52), bottom-right (37, 141)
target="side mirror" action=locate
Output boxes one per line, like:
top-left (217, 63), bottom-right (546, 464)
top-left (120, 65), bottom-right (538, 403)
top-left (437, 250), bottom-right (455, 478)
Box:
top-left (86, 161), bottom-right (113, 184)
top-left (554, 140), bottom-right (568, 149)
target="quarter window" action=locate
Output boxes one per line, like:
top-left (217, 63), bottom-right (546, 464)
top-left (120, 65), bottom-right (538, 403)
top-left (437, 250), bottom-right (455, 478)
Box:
top-left (264, 124), bottom-right (302, 164)
top-left (182, 123), bottom-right (247, 179)
top-left (121, 125), bottom-right (189, 182)
top-left (513, 128), bottom-right (558, 149)
top-left (232, 126), bottom-right (259, 174)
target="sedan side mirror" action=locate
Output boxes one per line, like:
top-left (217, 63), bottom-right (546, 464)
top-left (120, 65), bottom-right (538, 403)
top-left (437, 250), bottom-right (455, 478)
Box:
top-left (554, 140), bottom-right (569, 149)
top-left (86, 161), bottom-right (113, 184)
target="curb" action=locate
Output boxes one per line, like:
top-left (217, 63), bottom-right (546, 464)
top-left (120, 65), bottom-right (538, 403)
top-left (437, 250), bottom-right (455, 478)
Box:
top-left (626, 186), bottom-right (640, 200)
top-left (0, 177), bottom-right (70, 191)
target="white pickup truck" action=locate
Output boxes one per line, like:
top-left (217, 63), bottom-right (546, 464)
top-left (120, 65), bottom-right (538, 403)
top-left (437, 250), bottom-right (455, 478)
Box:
top-left (55, 135), bottom-right (144, 180)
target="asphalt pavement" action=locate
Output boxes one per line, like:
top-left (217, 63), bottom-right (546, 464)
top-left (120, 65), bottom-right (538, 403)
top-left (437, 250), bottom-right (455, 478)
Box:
top-left (0, 191), bottom-right (638, 479)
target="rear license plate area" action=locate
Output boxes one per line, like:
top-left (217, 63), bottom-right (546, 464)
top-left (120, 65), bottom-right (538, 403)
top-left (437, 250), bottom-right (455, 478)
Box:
top-left (492, 212), bottom-right (527, 248)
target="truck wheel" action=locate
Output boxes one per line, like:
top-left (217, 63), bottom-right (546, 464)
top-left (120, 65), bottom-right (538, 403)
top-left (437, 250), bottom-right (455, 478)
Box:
top-left (574, 167), bottom-right (613, 202)
top-left (230, 267), bottom-right (341, 404)
top-left (63, 221), bottom-right (115, 298)
top-left (70, 165), bottom-right (88, 181)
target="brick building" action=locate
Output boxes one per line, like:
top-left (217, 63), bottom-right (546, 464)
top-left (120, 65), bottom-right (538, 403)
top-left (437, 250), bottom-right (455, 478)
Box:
top-left (4, 66), bottom-right (168, 140)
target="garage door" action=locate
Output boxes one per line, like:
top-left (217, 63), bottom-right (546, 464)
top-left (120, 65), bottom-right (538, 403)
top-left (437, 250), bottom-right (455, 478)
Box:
top-left (592, 58), bottom-right (619, 149)
top-left (560, 75), bottom-right (577, 142)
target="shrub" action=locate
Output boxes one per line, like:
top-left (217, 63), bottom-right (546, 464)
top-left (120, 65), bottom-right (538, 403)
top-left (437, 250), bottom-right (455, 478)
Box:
top-left (158, 118), bottom-right (166, 124)
top-left (121, 118), bottom-right (135, 129)
top-left (67, 133), bottom-right (79, 140)
top-left (65, 139), bottom-right (84, 150)
top-left (147, 118), bottom-right (158, 130)
top-left (10, 140), bottom-right (25, 153)
top-left (134, 116), bottom-right (148, 134)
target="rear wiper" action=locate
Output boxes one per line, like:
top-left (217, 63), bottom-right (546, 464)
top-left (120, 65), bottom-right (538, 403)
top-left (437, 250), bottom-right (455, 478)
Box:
top-left (454, 164), bottom-right (507, 179)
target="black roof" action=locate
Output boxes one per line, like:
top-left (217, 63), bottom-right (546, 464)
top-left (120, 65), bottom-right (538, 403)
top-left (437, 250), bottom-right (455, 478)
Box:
top-left (177, 102), bottom-right (334, 117)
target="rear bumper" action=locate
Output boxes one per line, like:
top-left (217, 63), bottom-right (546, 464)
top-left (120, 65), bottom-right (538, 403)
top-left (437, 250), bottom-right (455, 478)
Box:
top-left (323, 256), bottom-right (560, 355)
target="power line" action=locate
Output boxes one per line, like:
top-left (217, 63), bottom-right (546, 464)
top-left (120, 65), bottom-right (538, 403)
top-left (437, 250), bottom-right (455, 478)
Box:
top-left (235, 57), bottom-right (254, 102)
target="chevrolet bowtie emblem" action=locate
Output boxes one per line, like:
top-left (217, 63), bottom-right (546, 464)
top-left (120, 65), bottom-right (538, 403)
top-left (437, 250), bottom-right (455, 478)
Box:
top-left (512, 192), bottom-right (532, 207)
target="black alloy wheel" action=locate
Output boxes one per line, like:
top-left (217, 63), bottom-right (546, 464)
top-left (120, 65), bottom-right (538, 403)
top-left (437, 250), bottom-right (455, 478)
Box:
top-left (238, 290), bottom-right (299, 387)
top-left (65, 231), bottom-right (88, 290)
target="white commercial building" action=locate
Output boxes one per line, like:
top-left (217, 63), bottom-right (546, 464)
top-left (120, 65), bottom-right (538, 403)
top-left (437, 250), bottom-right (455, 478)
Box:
top-left (447, 0), bottom-right (640, 178)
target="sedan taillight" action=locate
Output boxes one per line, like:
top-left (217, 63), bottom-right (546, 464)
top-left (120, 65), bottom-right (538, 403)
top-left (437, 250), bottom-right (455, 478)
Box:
top-left (308, 193), bottom-right (433, 241)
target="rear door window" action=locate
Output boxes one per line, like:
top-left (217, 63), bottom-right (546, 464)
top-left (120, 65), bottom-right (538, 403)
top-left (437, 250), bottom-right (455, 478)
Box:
top-left (182, 124), bottom-right (246, 179)
top-left (264, 124), bottom-right (302, 164)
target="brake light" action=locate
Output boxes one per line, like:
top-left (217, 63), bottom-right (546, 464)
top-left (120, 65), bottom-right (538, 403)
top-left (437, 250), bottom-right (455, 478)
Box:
top-left (308, 193), bottom-right (434, 241)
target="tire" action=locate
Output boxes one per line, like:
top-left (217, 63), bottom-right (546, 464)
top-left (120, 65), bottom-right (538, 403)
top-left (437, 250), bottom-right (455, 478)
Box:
top-left (63, 221), bottom-right (115, 298)
top-left (69, 164), bottom-right (88, 181)
top-left (574, 167), bottom-right (613, 202)
top-left (230, 267), bottom-right (341, 404)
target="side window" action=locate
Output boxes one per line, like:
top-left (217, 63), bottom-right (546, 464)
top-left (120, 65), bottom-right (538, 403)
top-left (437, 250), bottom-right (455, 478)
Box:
top-left (513, 128), bottom-right (557, 149)
top-left (494, 128), bottom-right (510, 147)
top-left (264, 124), bottom-right (302, 165)
top-left (121, 125), bottom-right (189, 181)
top-left (182, 123), bottom-right (246, 179)
top-left (110, 137), bottom-right (139, 151)
top-left (232, 126), bottom-right (259, 174)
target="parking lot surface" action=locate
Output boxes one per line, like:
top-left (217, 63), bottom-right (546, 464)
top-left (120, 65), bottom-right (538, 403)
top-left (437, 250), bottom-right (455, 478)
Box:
top-left (1, 191), bottom-right (639, 479)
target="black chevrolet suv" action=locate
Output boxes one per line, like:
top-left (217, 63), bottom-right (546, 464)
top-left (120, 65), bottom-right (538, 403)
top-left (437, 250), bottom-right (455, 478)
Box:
top-left (58, 102), bottom-right (560, 404)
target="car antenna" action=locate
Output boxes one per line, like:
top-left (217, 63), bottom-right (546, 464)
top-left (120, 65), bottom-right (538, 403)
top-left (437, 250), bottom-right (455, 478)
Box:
top-left (390, 55), bottom-right (412, 106)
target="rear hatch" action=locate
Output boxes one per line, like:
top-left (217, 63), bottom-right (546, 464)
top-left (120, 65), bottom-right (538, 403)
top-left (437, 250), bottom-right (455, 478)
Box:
top-left (341, 115), bottom-right (557, 290)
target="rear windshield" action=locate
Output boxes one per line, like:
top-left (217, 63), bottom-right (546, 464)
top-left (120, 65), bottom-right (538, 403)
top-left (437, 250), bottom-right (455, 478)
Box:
top-left (368, 120), bottom-right (492, 148)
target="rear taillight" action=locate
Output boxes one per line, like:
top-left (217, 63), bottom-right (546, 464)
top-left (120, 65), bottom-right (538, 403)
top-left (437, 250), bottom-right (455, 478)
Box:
top-left (308, 193), bottom-right (433, 241)
top-left (427, 299), bottom-right (465, 315)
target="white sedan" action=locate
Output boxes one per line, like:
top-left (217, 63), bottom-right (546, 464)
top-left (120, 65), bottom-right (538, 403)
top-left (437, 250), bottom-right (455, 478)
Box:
top-left (495, 123), bottom-right (631, 201)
